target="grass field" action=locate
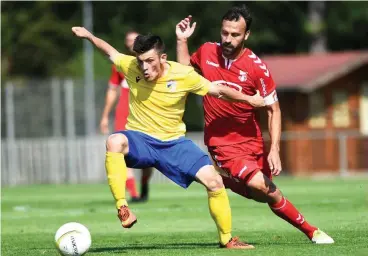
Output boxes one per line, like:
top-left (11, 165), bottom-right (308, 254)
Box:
top-left (2, 177), bottom-right (368, 256)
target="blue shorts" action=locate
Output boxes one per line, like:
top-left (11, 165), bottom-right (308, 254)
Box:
top-left (115, 130), bottom-right (212, 188)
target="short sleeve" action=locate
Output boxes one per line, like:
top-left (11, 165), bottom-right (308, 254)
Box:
top-left (190, 43), bottom-right (206, 72)
top-left (253, 61), bottom-right (278, 105)
top-left (110, 54), bottom-right (135, 75)
top-left (184, 69), bottom-right (211, 96)
top-left (190, 49), bottom-right (201, 68)
top-left (108, 65), bottom-right (123, 87)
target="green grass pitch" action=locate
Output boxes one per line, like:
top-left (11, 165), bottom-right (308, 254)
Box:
top-left (2, 177), bottom-right (367, 255)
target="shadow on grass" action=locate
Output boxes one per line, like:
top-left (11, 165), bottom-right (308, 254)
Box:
top-left (89, 242), bottom-right (218, 253)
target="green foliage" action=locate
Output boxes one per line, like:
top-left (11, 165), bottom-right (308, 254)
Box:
top-left (2, 1), bottom-right (368, 78)
top-left (1, 2), bottom-right (81, 77)
top-left (326, 1), bottom-right (368, 50)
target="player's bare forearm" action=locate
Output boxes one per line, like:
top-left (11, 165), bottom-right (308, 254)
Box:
top-left (72, 27), bottom-right (119, 58)
top-left (102, 87), bottom-right (119, 118)
top-left (176, 39), bottom-right (191, 66)
top-left (87, 35), bottom-right (119, 58)
top-left (175, 15), bottom-right (196, 65)
top-left (218, 86), bottom-right (251, 102)
top-left (209, 83), bottom-right (265, 107)
top-left (267, 103), bottom-right (282, 151)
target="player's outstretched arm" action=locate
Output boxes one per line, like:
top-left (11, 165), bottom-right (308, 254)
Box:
top-left (176, 15), bottom-right (196, 65)
top-left (71, 26), bottom-right (120, 59)
top-left (208, 82), bottom-right (265, 108)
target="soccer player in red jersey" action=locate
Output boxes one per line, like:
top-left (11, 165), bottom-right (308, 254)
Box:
top-left (100, 31), bottom-right (152, 203)
top-left (176, 5), bottom-right (334, 245)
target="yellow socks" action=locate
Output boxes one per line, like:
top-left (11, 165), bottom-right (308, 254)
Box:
top-left (207, 187), bottom-right (232, 245)
top-left (105, 152), bottom-right (128, 209)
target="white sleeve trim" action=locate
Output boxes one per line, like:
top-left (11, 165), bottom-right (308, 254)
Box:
top-left (264, 90), bottom-right (278, 105)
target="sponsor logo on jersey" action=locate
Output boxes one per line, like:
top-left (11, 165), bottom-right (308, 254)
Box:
top-left (238, 70), bottom-right (247, 82)
top-left (167, 80), bottom-right (177, 92)
top-left (260, 78), bottom-right (267, 96)
top-left (206, 60), bottom-right (219, 67)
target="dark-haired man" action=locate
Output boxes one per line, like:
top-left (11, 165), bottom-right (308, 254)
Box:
top-left (176, 5), bottom-right (334, 245)
top-left (72, 26), bottom-right (265, 249)
top-left (100, 30), bottom-right (153, 203)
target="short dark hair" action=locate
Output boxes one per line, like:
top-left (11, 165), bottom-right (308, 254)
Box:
top-left (133, 34), bottom-right (165, 54)
top-left (222, 5), bottom-right (252, 32)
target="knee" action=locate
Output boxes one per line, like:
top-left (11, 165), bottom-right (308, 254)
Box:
top-left (248, 178), bottom-right (271, 195)
top-left (206, 173), bottom-right (224, 192)
top-left (247, 171), bottom-right (282, 203)
top-left (106, 133), bottom-right (128, 153)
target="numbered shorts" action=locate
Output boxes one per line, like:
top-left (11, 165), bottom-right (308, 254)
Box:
top-left (208, 141), bottom-right (272, 199)
top-left (116, 130), bottom-right (212, 188)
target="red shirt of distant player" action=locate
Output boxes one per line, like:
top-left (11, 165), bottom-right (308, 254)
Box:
top-left (109, 65), bottom-right (130, 131)
top-left (190, 42), bottom-right (278, 187)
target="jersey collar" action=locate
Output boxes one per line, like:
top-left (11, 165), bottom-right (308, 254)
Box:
top-left (220, 47), bottom-right (248, 70)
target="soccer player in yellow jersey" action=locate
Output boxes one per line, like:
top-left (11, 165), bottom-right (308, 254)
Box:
top-left (72, 26), bottom-right (265, 249)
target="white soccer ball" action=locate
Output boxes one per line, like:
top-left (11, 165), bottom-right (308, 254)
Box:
top-left (55, 222), bottom-right (92, 256)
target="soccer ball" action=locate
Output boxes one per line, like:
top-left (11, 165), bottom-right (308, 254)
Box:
top-left (55, 222), bottom-right (92, 256)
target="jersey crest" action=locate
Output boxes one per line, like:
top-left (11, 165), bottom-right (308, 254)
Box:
top-left (166, 80), bottom-right (177, 92)
top-left (238, 70), bottom-right (247, 82)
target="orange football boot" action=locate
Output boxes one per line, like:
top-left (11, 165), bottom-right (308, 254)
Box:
top-left (220, 237), bottom-right (255, 249)
top-left (117, 205), bottom-right (137, 228)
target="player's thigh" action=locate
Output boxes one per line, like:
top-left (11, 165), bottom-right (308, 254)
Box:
top-left (218, 156), bottom-right (269, 199)
top-left (155, 138), bottom-right (212, 189)
top-left (115, 130), bottom-right (156, 169)
top-left (221, 174), bottom-right (252, 199)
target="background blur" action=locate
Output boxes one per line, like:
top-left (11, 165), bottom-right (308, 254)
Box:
top-left (2, 1), bottom-right (368, 186)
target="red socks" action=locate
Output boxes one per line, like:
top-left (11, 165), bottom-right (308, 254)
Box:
top-left (126, 177), bottom-right (139, 198)
top-left (269, 197), bottom-right (317, 239)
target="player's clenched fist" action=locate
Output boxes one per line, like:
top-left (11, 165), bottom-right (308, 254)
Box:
top-left (72, 26), bottom-right (92, 39)
top-left (248, 90), bottom-right (265, 108)
top-left (176, 15), bottom-right (197, 40)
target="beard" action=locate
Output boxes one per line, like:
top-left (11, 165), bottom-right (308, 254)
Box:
top-left (221, 44), bottom-right (236, 57)
top-left (220, 39), bottom-right (244, 58)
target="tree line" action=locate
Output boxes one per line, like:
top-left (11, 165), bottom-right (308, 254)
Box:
top-left (2, 1), bottom-right (368, 79)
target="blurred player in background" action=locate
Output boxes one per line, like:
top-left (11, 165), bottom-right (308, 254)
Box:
top-left (176, 5), bottom-right (334, 246)
top-left (100, 31), bottom-right (152, 203)
top-left (72, 25), bottom-right (265, 249)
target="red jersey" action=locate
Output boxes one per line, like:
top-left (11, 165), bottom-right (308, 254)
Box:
top-left (190, 42), bottom-right (278, 146)
top-left (108, 65), bottom-right (130, 131)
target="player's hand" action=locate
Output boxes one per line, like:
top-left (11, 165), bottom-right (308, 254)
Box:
top-left (72, 26), bottom-right (92, 39)
top-left (176, 15), bottom-right (197, 40)
top-left (268, 148), bottom-right (282, 176)
top-left (248, 90), bottom-right (265, 107)
top-left (100, 116), bottom-right (109, 135)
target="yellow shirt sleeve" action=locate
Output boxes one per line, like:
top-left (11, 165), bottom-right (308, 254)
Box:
top-left (110, 54), bottom-right (135, 75)
top-left (184, 69), bottom-right (211, 96)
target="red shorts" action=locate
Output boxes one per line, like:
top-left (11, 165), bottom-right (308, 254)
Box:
top-left (208, 140), bottom-right (272, 199)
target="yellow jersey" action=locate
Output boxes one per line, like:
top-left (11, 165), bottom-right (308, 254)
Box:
top-left (112, 54), bottom-right (210, 141)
